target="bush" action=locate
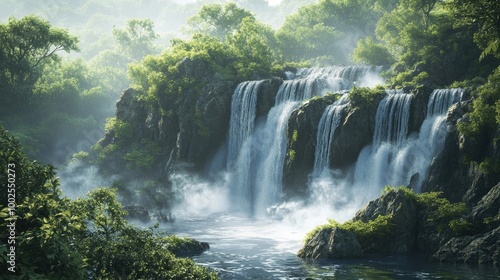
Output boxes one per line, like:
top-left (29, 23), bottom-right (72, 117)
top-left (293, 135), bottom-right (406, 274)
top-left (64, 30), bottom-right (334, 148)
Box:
top-left (303, 215), bottom-right (396, 249)
top-left (348, 86), bottom-right (386, 108)
top-left (0, 127), bottom-right (219, 279)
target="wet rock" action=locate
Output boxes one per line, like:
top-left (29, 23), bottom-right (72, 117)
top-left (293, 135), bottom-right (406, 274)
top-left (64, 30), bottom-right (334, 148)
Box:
top-left (283, 95), bottom-right (337, 198)
top-left (297, 226), bottom-right (363, 259)
top-left (433, 227), bottom-right (500, 264)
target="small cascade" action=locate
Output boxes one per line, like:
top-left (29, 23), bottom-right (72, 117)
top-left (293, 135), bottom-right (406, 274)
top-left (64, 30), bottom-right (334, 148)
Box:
top-left (373, 91), bottom-right (413, 147)
top-left (427, 88), bottom-right (464, 116)
top-left (312, 95), bottom-right (349, 176)
top-left (227, 81), bottom-right (264, 169)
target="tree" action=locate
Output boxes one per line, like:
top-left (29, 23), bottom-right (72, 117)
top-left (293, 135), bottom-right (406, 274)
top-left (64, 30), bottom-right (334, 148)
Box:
top-left (0, 15), bottom-right (78, 89)
top-left (112, 18), bottom-right (159, 61)
top-left (449, 0), bottom-right (500, 59)
top-left (352, 36), bottom-right (394, 66)
top-left (275, 0), bottom-right (381, 64)
top-left (185, 3), bottom-right (255, 40)
top-left (228, 17), bottom-right (277, 77)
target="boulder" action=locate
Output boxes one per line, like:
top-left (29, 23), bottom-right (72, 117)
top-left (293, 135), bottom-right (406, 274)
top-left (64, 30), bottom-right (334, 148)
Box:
top-left (297, 226), bottom-right (363, 259)
top-left (353, 189), bottom-right (418, 253)
top-left (166, 237), bottom-right (210, 257)
top-left (255, 77), bottom-right (282, 120)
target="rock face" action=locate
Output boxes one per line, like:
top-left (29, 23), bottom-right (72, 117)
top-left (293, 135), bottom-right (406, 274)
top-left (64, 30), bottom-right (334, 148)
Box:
top-left (433, 227), bottom-right (500, 264)
top-left (423, 100), bottom-right (500, 205)
top-left (329, 94), bottom-right (384, 169)
top-left (297, 227), bottom-right (363, 259)
top-left (353, 189), bottom-right (418, 253)
top-left (408, 86), bottom-right (432, 135)
top-left (433, 183), bottom-right (500, 265)
top-left (283, 96), bottom-right (337, 198)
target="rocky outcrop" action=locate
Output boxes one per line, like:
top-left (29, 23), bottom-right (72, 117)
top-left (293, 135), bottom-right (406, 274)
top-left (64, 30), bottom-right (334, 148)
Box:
top-left (329, 93), bottom-right (384, 169)
top-left (433, 227), bottom-right (500, 264)
top-left (353, 189), bottom-right (418, 253)
top-left (299, 184), bottom-right (500, 264)
top-left (408, 86), bottom-right (432, 134)
top-left (166, 236), bottom-right (210, 257)
top-left (423, 100), bottom-right (500, 206)
top-left (255, 77), bottom-right (282, 120)
top-left (283, 96), bottom-right (337, 198)
top-left (297, 227), bottom-right (362, 259)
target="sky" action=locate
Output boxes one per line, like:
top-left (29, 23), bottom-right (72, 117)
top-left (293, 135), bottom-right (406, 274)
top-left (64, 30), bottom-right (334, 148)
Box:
top-left (172, 0), bottom-right (283, 5)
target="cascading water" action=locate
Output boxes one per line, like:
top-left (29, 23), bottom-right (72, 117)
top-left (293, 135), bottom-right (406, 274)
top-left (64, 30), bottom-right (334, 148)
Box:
top-left (352, 88), bottom-right (464, 194)
top-left (227, 81), bottom-right (264, 168)
top-left (389, 88), bottom-right (465, 191)
top-left (351, 90), bottom-right (414, 196)
top-left (227, 66), bottom-right (382, 215)
top-left (373, 90), bottom-right (413, 146)
top-left (312, 94), bottom-right (350, 177)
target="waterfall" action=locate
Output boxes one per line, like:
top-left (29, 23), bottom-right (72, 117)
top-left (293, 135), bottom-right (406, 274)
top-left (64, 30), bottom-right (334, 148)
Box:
top-left (227, 81), bottom-right (264, 169)
top-left (373, 91), bottom-right (413, 147)
top-left (227, 65), bottom-right (383, 215)
top-left (427, 88), bottom-right (464, 116)
top-left (312, 95), bottom-right (349, 177)
top-left (353, 88), bottom-right (464, 194)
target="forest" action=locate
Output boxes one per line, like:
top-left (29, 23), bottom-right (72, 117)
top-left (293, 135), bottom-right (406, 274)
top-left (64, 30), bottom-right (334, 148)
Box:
top-left (1, 0), bottom-right (499, 279)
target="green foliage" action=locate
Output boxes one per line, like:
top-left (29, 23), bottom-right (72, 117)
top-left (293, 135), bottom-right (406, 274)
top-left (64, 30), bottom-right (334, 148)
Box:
top-left (227, 17), bottom-right (276, 78)
top-left (411, 191), bottom-right (468, 233)
top-left (0, 15), bottom-right (79, 87)
top-left (122, 139), bottom-right (164, 170)
top-left (449, 0), bottom-right (500, 59)
top-left (185, 3), bottom-right (254, 40)
top-left (303, 215), bottom-right (396, 249)
top-left (374, 0), bottom-right (492, 87)
top-left (457, 66), bottom-right (500, 172)
top-left (113, 18), bottom-right (159, 60)
top-left (0, 127), bottom-right (218, 279)
top-left (342, 214), bottom-right (395, 248)
top-left (288, 150), bottom-right (297, 161)
top-left (459, 67), bottom-right (500, 136)
top-left (292, 130), bottom-right (299, 143)
top-left (352, 36), bottom-right (394, 66)
top-left (276, 0), bottom-right (382, 64)
top-left (348, 86), bottom-right (386, 107)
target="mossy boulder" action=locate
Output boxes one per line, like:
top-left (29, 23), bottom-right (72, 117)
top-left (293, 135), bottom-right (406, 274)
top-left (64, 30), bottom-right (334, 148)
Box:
top-left (297, 226), bottom-right (362, 259)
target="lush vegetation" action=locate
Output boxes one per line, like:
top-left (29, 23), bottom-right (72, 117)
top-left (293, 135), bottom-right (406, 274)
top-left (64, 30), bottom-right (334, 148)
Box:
top-left (304, 187), bottom-right (474, 247)
top-left (0, 15), bottom-right (160, 165)
top-left (0, 126), bottom-right (218, 279)
top-left (1, 0), bottom-right (500, 275)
